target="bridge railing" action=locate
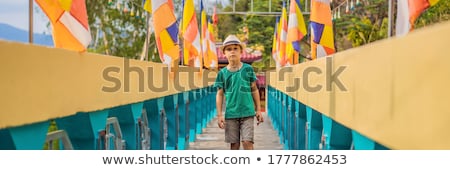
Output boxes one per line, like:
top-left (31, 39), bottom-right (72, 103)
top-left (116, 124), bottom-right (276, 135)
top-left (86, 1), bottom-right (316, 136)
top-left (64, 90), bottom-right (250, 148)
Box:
top-left (266, 20), bottom-right (450, 150)
top-left (0, 41), bottom-right (217, 150)
top-left (2, 20), bottom-right (450, 150)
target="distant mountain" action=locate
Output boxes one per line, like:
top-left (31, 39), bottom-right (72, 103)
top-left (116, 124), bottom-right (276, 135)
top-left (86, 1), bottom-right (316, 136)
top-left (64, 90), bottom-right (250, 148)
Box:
top-left (0, 23), bottom-right (53, 46)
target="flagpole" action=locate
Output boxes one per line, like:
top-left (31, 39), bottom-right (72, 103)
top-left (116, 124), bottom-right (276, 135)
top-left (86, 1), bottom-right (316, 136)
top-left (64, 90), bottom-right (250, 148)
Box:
top-left (140, 13), bottom-right (151, 61)
top-left (29, 0), bottom-right (33, 43)
top-left (388, 0), bottom-right (393, 37)
top-left (180, 0), bottom-right (185, 66)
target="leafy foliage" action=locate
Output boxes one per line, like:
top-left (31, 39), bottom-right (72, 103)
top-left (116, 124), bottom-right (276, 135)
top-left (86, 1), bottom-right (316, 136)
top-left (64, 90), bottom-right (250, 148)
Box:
top-left (83, 0), bottom-right (449, 64)
top-left (334, 0), bottom-right (449, 50)
top-left (217, 0), bottom-right (284, 71)
top-left (87, 0), bottom-right (159, 61)
top-left (415, 0), bottom-right (450, 29)
top-left (333, 0), bottom-right (388, 50)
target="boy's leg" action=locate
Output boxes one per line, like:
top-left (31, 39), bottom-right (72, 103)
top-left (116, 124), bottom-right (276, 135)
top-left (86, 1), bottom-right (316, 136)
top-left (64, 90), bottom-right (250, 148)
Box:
top-left (225, 118), bottom-right (241, 150)
top-left (230, 143), bottom-right (240, 150)
top-left (242, 141), bottom-right (253, 150)
top-left (241, 116), bottom-right (255, 150)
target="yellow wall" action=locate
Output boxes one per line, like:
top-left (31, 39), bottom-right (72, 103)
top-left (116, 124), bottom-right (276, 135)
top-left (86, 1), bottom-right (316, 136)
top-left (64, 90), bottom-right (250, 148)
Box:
top-left (2, 21), bottom-right (450, 149)
top-left (269, 21), bottom-right (450, 149)
top-left (0, 42), bottom-right (215, 129)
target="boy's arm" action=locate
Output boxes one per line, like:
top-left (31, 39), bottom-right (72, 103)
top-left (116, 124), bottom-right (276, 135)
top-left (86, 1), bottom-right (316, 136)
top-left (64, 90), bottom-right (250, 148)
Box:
top-left (216, 88), bottom-right (225, 129)
top-left (251, 82), bottom-right (263, 125)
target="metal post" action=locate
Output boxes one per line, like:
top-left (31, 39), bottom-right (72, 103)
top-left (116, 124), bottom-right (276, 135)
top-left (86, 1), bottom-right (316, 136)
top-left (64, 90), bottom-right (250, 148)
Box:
top-left (140, 13), bottom-right (151, 61)
top-left (306, 0), bottom-right (309, 13)
top-left (388, 0), bottom-right (393, 37)
top-left (29, 0), bottom-right (33, 43)
top-left (251, 0), bottom-right (254, 12)
top-left (269, 0), bottom-right (271, 12)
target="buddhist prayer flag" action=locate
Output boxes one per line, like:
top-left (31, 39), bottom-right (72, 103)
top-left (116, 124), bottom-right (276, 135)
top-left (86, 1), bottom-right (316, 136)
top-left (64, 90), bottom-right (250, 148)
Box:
top-left (151, 0), bottom-right (179, 67)
top-left (272, 17), bottom-right (280, 67)
top-left (286, 0), bottom-right (307, 65)
top-left (200, 0), bottom-right (217, 69)
top-left (204, 22), bottom-right (218, 69)
top-left (143, 0), bottom-right (151, 12)
top-left (310, 0), bottom-right (335, 59)
top-left (396, 0), bottom-right (441, 36)
top-left (35, 0), bottom-right (92, 52)
top-left (201, 0), bottom-right (207, 68)
top-left (212, 6), bottom-right (218, 25)
top-left (277, 3), bottom-right (288, 66)
top-left (182, 0), bottom-right (202, 68)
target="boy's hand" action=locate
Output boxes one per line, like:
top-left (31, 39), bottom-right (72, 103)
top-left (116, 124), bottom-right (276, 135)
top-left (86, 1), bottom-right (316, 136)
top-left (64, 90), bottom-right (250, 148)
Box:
top-left (218, 116), bottom-right (225, 129)
top-left (256, 111), bottom-right (264, 125)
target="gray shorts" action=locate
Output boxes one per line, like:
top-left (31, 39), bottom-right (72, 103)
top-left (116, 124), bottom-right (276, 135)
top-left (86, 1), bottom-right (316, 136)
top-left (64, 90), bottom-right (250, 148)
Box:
top-left (225, 116), bottom-right (254, 143)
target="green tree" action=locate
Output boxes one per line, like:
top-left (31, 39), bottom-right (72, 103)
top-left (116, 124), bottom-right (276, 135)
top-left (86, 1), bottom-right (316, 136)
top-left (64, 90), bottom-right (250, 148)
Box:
top-left (333, 0), bottom-right (449, 50)
top-left (217, 0), bottom-right (284, 71)
top-left (217, 0), bottom-right (248, 40)
top-left (333, 0), bottom-right (388, 49)
top-left (415, 0), bottom-right (450, 29)
top-left (87, 0), bottom-right (159, 61)
top-left (244, 0), bottom-right (283, 70)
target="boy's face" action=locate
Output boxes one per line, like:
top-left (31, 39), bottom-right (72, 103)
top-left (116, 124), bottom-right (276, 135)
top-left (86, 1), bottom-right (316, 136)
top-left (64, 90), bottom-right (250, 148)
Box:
top-left (223, 44), bottom-right (242, 62)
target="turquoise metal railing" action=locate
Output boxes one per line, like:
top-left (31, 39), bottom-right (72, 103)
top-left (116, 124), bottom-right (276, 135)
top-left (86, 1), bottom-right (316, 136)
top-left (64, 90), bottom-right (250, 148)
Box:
top-left (267, 86), bottom-right (389, 150)
top-left (3, 20), bottom-right (450, 150)
top-left (0, 87), bottom-right (217, 150)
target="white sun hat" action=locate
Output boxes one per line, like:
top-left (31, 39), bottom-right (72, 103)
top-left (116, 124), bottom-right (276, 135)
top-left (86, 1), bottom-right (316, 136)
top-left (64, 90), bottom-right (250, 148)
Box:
top-left (221, 34), bottom-right (244, 53)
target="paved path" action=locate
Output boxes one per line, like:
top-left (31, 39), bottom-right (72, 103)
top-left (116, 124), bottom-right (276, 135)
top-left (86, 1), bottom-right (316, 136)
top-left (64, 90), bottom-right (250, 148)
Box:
top-left (188, 112), bottom-right (284, 150)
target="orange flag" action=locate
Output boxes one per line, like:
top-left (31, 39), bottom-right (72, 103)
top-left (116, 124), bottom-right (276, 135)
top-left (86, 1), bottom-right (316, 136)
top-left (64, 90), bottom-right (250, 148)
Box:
top-left (396, 0), bottom-right (441, 36)
top-left (35, 0), bottom-right (92, 52)
top-left (182, 0), bottom-right (202, 68)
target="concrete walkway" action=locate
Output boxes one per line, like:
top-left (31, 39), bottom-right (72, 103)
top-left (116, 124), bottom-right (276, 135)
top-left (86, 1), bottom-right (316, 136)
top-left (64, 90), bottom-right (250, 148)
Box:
top-left (187, 112), bottom-right (284, 150)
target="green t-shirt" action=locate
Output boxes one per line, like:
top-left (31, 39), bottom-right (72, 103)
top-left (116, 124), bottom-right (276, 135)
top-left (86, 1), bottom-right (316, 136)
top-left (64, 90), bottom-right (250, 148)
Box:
top-left (214, 63), bottom-right (257, 119)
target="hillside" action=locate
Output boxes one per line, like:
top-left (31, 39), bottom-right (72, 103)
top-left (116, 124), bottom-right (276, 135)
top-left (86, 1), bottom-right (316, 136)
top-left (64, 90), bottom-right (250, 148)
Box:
top-left (0, 23), bottom-right (53, 46)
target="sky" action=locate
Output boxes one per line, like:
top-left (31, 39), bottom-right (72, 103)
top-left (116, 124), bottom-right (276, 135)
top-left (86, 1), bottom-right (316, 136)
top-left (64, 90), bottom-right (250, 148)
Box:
top-left (0, 0), bottom-right (228, 34)
top-left (0, 0), bottom-right (50, 33)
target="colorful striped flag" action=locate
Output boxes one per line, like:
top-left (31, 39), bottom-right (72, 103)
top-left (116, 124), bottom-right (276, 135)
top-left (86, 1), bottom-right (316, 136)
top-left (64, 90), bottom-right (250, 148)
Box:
top-left (396, 0), bottom-right (441, 36)
top-left (182, 0), bottom-right (202, 68)
top-left (277, 3), bottom-right (288, 66)
top-left (35, 0), bottom-right (92, 52)
top-left (143, 0), bottom-right (152, 12)
top-left (151, 0), bottom-right (179, 67)
top-left (212, 6), bottom-right (218, 25)
top-left (286, 0), bottom-right (307, 65)
top-left (310, 0), bottom-right (335, 60)
top-left (272, 17), bottom-right (280, 67)
top-left (204, 21), bottom-right (218, 69)
top-left (200, 0), bottom-right (208, 68)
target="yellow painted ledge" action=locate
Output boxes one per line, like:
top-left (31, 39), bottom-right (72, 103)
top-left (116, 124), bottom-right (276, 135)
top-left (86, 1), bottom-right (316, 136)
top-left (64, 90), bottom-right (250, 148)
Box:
top-left (0, 42), bottom-right (216, 129)
top-left (269, 21), bottom-right (450, 149)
